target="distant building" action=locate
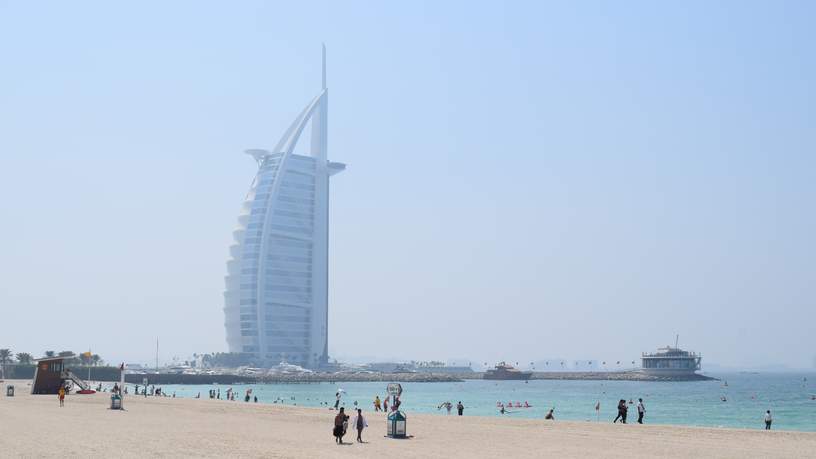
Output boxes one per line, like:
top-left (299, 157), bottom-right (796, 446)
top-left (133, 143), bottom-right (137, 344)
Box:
top-left (223, 47), bottom-right (345, 368)
top-left (641, 343), bottom-right (702, 377)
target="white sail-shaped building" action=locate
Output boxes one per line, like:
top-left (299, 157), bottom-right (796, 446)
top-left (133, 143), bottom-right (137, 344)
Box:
top-left (224, 46), bottom-right (344, 368)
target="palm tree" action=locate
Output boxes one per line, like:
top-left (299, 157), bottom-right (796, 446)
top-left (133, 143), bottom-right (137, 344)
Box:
top-left (0, 349), bottom-right (12, 378)
top-left (16, 352), bottom-right (33, 365)
top-left (91, 354), bottom-right (101, 366)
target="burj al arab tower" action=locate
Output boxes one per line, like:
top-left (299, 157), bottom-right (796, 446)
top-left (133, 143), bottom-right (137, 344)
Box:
top-left (224, 46), bottom-right (344, 368)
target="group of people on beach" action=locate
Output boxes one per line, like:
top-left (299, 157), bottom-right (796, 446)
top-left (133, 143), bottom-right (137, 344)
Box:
top-left (333, 407), bottom-right (368, 444)
top-left (613, 398), bottom-right (646, 424)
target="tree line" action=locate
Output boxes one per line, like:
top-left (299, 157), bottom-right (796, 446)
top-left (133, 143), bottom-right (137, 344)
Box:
top-left (0, 348), bottom-right (104, 368)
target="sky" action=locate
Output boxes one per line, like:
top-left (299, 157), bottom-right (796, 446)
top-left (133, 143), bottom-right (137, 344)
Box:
top-left (0, 1), bottom-right (814, 370)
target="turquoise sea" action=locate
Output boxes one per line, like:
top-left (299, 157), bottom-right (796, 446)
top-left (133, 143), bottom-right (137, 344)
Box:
top-left (143, 373), bottom-right (816, 432)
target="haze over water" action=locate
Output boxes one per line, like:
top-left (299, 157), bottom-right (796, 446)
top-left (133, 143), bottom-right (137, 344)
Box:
top-left (1, 2), bottom-right (814, 369)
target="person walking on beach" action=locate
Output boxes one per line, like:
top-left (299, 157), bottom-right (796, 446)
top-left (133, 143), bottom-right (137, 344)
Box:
top-left (383, 397), bottom-right (388, 412)
top-left (613, 399), bottom-right (627, 423)
top-left (764, 410), bottom-right (772, 430)
top-left (333, 407), bottom-right (349, 444)
top-left (374, 396), bottom-right (381, 412)
top-left (58, 385), bottom-right (65, 407)
top-left (637, 398), bottom-right (645, 424)
top-left (457, 401), bottom-right (464, 416)
top-left (352, 408), bottom-right (368, 443)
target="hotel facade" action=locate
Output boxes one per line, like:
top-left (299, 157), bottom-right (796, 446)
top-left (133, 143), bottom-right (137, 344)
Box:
top-left (223, 47), bottom-right (344, 368)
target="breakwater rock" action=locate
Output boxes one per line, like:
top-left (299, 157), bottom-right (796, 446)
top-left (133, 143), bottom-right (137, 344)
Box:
top-left (115, 372), bottom-right (462, 385)
top-left (255, 372), bottom-right (463, 383)
top-left (458, 371), bottom-right (716, 382)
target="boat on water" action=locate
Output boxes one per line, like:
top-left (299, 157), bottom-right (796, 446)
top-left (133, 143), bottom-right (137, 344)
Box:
top-left (483, 362), bottom-right (533, 380)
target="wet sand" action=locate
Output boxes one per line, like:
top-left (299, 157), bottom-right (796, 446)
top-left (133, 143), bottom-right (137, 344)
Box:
top-left (0, 380), bottom-right (813, 458)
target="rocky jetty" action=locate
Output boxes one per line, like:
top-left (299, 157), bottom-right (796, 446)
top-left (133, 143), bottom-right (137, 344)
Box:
top-left (255, 372), bottom-right (462, 383)
top-left (461, 371), bottom-right (716, 382)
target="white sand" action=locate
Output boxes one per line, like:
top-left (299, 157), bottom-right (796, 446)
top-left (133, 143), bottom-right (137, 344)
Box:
top-left (0, 380), bottom-right (813, 458)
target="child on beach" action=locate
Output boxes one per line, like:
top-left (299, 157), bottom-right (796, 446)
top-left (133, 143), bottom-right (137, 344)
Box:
top-left (58, 386), bottom-right (65, 407)
top-left (374, 396), bottom-right (381, 412)
top-left (545, 408), bottom-right (555, 420)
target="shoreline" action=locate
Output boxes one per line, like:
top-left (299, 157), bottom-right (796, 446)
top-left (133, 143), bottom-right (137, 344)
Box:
top-left (1, 379), bottom-right (814, 458)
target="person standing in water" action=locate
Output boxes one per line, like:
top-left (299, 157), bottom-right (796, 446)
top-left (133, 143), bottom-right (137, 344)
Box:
top-left (637, 398), bottom-right (645, 424)
top-left (457, 401), bottom-right (464, 416)
top-left (764, 410), bottom-right (772, 430)
top-left (352, 408), bottom-right (367, 443)
top-left (334, 391), bottom-right (341, 410)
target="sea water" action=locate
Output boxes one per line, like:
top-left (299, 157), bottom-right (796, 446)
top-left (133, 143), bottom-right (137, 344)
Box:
top-left (150, 372), bottom-right (816, 431)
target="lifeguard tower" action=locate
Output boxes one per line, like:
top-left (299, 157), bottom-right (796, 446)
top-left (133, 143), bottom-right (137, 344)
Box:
top-left (31, 354), bottom-right (93, 395)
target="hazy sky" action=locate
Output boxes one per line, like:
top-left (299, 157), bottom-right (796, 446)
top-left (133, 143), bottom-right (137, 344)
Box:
top-left (1, 1), bottom-right (814, 369)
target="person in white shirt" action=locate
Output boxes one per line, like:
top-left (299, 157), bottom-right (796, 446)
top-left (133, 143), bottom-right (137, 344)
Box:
top-left (637, 398), bottom-right (645, 424)
top-left (764, 410), bottom-right (772, 430)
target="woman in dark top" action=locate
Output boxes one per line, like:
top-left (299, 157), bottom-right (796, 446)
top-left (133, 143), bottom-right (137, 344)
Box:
top-left (613, 399), bottom-right (628, 423)
top-left (352, 408), bottom-right (367, 443)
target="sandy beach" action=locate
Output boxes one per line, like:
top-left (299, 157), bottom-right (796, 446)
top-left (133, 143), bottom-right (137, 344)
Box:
top-left (1, 380), bottom-right (813, 458)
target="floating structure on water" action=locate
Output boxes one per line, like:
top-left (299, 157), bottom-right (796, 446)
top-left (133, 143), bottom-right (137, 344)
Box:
top-left (641, 336), bottom-right (702, 377)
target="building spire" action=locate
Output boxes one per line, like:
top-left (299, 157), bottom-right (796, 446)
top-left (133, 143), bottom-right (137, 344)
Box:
top-left (322, 43), bottom-right (327, 90)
